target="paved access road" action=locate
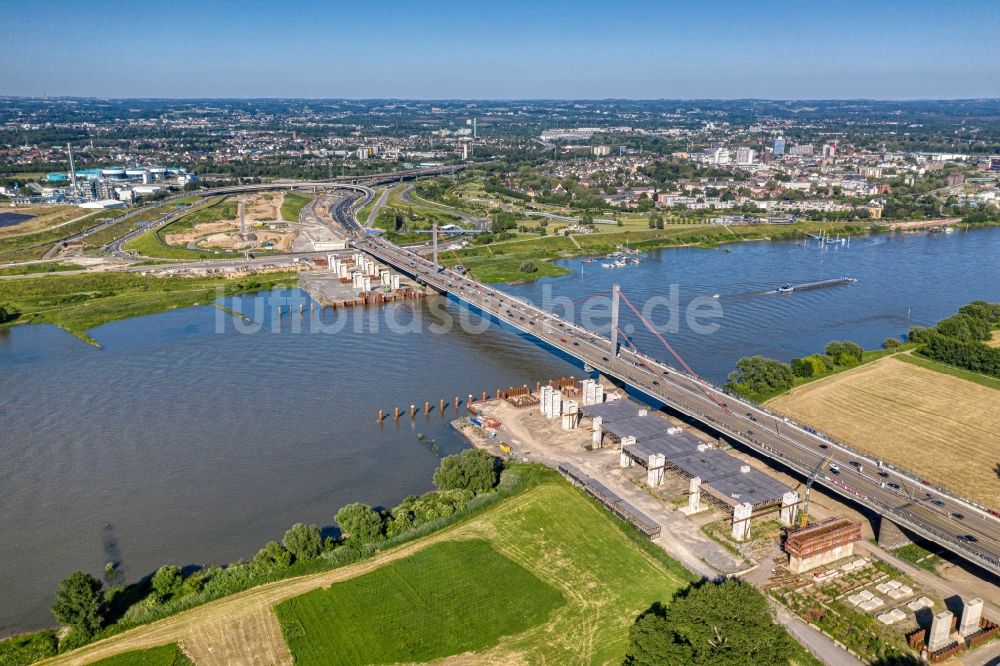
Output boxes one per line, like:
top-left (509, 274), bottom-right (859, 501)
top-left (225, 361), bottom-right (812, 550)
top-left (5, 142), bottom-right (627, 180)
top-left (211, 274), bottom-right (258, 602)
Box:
top-left (343, 227), bottom-right (1000, 578)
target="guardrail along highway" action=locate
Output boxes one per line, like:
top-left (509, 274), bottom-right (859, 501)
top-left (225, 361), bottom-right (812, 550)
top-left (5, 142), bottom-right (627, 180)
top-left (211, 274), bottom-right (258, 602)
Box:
top-left (336, 200), bottom-right (1000, 578)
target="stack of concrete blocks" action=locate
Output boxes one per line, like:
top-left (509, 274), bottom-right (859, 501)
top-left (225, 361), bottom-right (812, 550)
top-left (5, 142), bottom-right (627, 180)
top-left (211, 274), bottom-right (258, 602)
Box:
top-left (591, 416), bottom-right (604, 448)
top-left (390, 274), bottom-right (400, 290)
top-left (619, 436), bottom-right (636, 467)
top-left (732, 502), bottom-right (753, 541)
top-left (561, 399), bottom-right (579, 430)
top-left (959, 598), bottom-right (984, 637)
top-left (380, 269), bottom-right (392, 286)
top-left (779, 491), bottom-right (800, 527)
top-left (352, 272), bottom-right (364, 289)
top-left (927, 610), bottom-right (954, 653)
top-left (687, 476), bottom-right (702, 512)
top-left (362, 276), bottom-right (373, 292)
top-left (647, 453), bottom-right (665, 486)
top-left (327, 255), bottom-right (339, 272)
top-left (353, 252), bottom-right (365, 265)
top-left (338, 263), bottom-right (350, 279)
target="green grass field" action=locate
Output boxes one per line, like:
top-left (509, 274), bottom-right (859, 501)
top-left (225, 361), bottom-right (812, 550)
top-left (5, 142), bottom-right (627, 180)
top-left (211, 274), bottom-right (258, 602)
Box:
top-left (897, 351), bottom-right (1000, 391)
top-left (0, 210), bottom-right (114, 259)
top-left (158, 197), bottom-right (234, 234)
top-left (0, 262), bottom-right (83, 276)
top-left (79, 201), bottom-right (196, 251)
top-left (121, 229), bottom-right (214, 260)
top-left (120, 197), bottom-right (242, 259)
top-left (0, 271), bottom-right (296, 344)
top-left (88, 644), bottom-right (191, 666)
top-left (277, 539), bottom-right (564, 665)
top-left (276, 480), bottom-right (694, 664)
top-left (280, 192), bottom-right (314, 222)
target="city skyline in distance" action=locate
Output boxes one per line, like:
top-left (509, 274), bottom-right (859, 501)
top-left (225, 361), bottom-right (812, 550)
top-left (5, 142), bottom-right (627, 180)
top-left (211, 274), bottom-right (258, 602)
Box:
top-left (2, 0), bottom-right (999, 100)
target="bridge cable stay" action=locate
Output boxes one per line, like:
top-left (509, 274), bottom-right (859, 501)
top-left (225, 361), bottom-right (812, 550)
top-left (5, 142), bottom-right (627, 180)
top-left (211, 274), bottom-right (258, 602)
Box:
top-left (527, 290), bottom-right (610, 324)
top-left (615, 325), bottom-right (640, 353)
top-left (616, 290), bottom-right (732, 415)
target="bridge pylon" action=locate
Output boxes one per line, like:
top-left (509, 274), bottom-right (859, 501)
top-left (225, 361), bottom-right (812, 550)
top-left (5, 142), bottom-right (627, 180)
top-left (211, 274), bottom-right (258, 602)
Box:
top-left (610, 284), bottom-right (620, 357)
top-left (432, 222), bottom-right (438, 269)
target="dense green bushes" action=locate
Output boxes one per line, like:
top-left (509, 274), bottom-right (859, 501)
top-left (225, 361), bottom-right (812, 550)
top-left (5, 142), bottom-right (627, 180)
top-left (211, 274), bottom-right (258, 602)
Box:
top-left (725, 355), bottom-right (794, 399)
top-left (728, 339), bottom-right (875, 400)
top-left (909, 300), bottom-right (1000, 378)
top-left (0, 630), bottom-right (58, 666)
top-left (624, 580), bottom-right (797, 666)
top-left (32, 449), bottom-right (513, 660)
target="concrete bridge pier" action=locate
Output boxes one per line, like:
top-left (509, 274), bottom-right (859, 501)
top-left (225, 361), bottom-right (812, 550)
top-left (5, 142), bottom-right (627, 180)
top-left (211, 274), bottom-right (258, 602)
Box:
top-left (591, 416), bottom-right (603, 448)
top-left (646, 453), bottom-right (665, 486)
top-left (876, 516), bottom-right (912, 549)
top-left (732, 502), bottom-right (753, 541)
top-left (928, 610), bottom-right (953, 653)
top-left (619, 436), bottom-right (636, 467)
top-left (960, 598), bottom-right (983, 637)
top-left (687, 477), bottom-right (702, 513)
top-left (779, 491), bottom-right (800, 527)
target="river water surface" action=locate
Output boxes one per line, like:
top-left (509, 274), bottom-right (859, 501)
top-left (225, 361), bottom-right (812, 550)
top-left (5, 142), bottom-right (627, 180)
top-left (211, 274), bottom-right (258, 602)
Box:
top-left (1, 227), bottom-right (998, 635)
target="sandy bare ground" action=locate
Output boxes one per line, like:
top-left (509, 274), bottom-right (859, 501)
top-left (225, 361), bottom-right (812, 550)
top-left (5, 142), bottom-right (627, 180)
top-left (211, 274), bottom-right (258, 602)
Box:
top-left (988, 331), bottom-right (1000, 349)
top-left (768, 356), bottom-right (1000, 509)
top-left (885, 218), bottom-right (958, 231)
top-left (163, 193), bottom-right (294, 252)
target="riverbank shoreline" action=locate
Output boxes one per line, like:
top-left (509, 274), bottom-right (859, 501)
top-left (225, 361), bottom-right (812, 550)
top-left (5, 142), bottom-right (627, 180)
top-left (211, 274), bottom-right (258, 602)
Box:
top-left (458, 220), bottom-right (995, 285)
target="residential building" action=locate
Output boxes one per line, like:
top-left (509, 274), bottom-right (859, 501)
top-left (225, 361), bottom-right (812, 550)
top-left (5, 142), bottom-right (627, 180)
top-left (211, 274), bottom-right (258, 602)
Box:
top-left (735, 147), bottom-right (755, 165)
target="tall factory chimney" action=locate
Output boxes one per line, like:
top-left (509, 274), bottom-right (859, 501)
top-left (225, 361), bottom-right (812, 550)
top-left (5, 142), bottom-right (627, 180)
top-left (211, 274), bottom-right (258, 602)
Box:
top-left (67, 143), bottom-right (77, 191)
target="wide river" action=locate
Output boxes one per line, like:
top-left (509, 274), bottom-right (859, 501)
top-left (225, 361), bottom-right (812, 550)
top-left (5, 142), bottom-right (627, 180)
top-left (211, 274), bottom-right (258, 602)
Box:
top-left (1, 227), bottom-right (999, 636)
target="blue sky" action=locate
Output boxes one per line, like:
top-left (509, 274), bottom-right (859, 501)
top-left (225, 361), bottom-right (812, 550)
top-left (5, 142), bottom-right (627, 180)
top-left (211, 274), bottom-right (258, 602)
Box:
top-left (3, 0), bottom-right (998, 99)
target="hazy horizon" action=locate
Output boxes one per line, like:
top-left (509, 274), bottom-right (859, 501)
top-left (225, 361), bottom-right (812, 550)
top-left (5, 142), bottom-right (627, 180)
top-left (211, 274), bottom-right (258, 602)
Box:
top-left (3, 0), bottom-right (999, 99)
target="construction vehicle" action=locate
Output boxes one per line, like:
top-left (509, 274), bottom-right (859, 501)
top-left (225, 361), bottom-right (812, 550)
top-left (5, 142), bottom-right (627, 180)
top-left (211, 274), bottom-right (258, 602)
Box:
top-left (800, 453), bottom-right (833, 528)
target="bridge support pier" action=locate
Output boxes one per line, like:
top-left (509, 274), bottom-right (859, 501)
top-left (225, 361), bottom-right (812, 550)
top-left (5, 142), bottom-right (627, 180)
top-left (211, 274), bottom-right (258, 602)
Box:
top-left (928, 610), bottom-right (953, 653)
top-left (646, 454), bottom-right (665, 486)
top-left (779, 491), bottom-right (800, 527)
top-left (960, 598), bottom-right (984, 637)
top-left (619, 436), bottom-right (636, 467)
top-left (591, 416), bottom-right (604, 448)
top-left (683, 477), bottom-right (703, 514)
top-left (732, 502), bottom-right (753, 541)
top-left (876, 517), bottom-right (912, 550)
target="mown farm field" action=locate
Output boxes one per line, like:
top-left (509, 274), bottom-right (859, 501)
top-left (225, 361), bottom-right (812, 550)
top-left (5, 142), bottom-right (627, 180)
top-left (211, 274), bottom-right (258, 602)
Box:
top-left (768, 355), bottom-right (1000, 508)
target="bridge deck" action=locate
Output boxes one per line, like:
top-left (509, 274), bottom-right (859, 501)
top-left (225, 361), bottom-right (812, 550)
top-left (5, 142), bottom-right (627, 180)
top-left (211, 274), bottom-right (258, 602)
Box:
top-left (345, 217), bottom-right (1000, 577)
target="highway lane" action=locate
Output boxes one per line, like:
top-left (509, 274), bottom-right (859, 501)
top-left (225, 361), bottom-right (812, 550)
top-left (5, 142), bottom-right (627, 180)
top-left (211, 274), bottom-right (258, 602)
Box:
top-left (341, 226), bottom-right (1000, 576)
top-left (398, 184), bottom-right (489, 230)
